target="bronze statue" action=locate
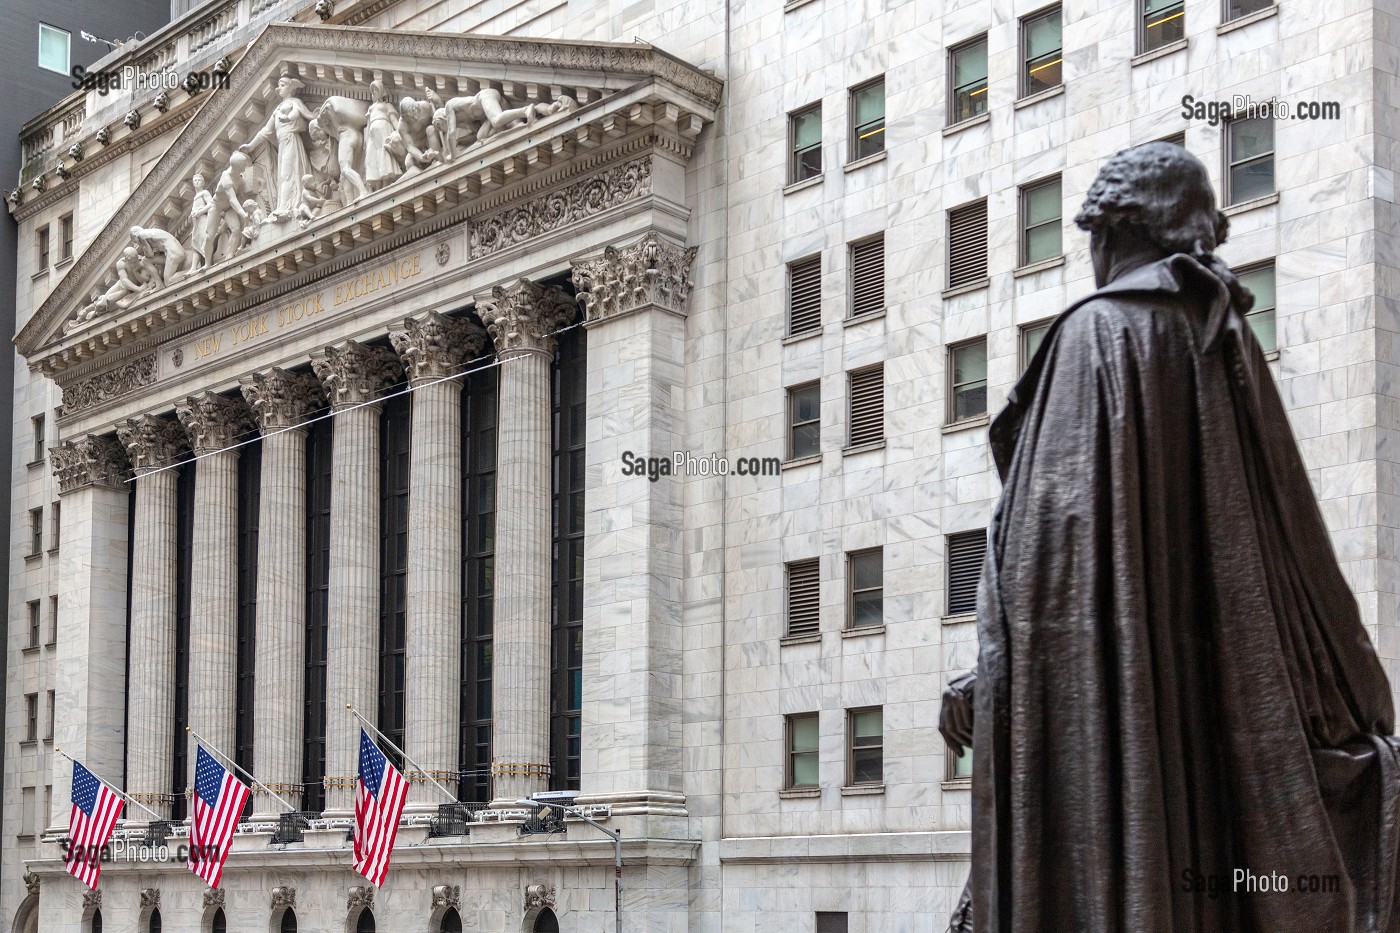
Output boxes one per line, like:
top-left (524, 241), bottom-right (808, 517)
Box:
top-left (942, 142), bottom-right (1400, 932)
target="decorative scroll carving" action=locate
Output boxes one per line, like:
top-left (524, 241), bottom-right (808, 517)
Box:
top-left (23, 869), bottom-right (39, 896)
top-left (271, 885), bottom-right (297, 909)
top-left (524, 883), bottom-right (556, 910)
top-left (573, 231), bottom-right (698, 322)
top-left (348, 885), bottom-right (375, 911)
top-left (141, 888), bottom-right (160, 909)
top-left (389, 311), bottom-right (488, 384)
top-left (432, 884), bottom-right (461, 911)
top-left (476, 280), bottom-right (577, 357)
top-left (240, 368), bottom-right (326, 431)
top-left (83, 889), bottom-right (102, 910)
top-left (60, 354), bottom-right (157, 416)
top-left (469, 157), bottom-right (653, 260)
top-left (175, 391), bottom-right (254, 453)
top-left (117, 414), bottom-right (189, 475)
top-left (310, 340), bottom-right (402, 410)
top-left (204, 887), bottom-right (225, 910)
top-left (51, 435), bottom-right (130, 493)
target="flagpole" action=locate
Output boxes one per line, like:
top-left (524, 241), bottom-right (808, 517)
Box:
top-left (185, 728), bottom-right (299, 814)
top-left (346, 704), bottom-right (459, 804)
top-left (53, 747), bottom-right (163, 822)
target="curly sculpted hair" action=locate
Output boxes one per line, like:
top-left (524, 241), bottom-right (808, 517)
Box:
top-left (1073, 141), bottom-right (1229, 254)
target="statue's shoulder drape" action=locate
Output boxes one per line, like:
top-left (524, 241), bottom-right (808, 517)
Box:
top-left (972, 255), bottom-right (1400, 933)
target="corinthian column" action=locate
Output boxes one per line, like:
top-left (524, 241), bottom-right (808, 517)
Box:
top-left (311, 341), bottom-right (402, 816)
top-left (389, 312), bottom-right (488, 808)
top-left (176, 392), bottom-right (254, 789)
top-left (116, 415), bottom-right (189, 820)
top-left (477, 279), bottom-right (576, 805)
top-left (239, 369), bottom-right (325, 818)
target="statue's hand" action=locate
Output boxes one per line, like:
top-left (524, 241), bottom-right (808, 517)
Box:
top-left (939, 671), bottom-right (976, 757)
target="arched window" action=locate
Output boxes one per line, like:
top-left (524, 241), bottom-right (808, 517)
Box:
top-left (211, 908), bottom-right (226, 933)
top-left (533, 908), bottom-right (559, 933)
top-left (148, 908), bottom-right (162, 933)
top-left (355, 910), bottom-right (376, 933)
top-left (279, 909), bottom-right (298, 933)
top-left (440, 908), bottom-right (462, 933)
top-left (90, 910), bottom-right (103, 933)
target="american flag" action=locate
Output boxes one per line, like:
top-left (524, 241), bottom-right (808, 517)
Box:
top-left (187, 745), bottom-right (249, 888)
top-left (353, 729), bottom-right (409, 886)
top-left (65, 761), bottom-right (124, 889)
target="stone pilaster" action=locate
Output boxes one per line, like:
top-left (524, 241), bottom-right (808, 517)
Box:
top-left (239, 369), bottom-right (325, 817)
top-left (476, 279), bottom-right (576, 804)
top-left (45, 437), bottom-right (131, 831)
top-left (311, 341), bottom-right (402, 815)
top-left (115, 415), bottom-right (189, 820)
top-left (571, 233), bottom-right (697, 823)
top-left (389, 313), bottom-right (488, 807)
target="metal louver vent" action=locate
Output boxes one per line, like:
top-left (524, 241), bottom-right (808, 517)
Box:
top-left (948, 200), bottom-right (988, 288)
top-left (947, 529), bottom-right (987, 616)
top-left (789, 255), bottom-right (822, 335)
top-left (850, 236), bottom-right (885, 318)
top-left (848, 366), bottom-right (884, 447)
top-left (787, 558), bottom-right (821, 637)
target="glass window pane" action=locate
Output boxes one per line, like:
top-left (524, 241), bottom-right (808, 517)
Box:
top-left (853, 709), bottom-right (883, 738)
top-left (953, 343), bottom-right (988, 385)
top-left (851, 748), bottom-right (883, 783)
top-left (851, 551), bottom-right (882, 590)
top-left (1023, 321), bottom-right (1052, 365)
top-left (1025, 181), bottom-right (1061, 227)
top-left (38, 25), bottom-right (68, 74)
top-left (793, 385), bottom-right (820, 423)
top-left (956, 384), bottom-right (988, 421)
top-left (954, 41), bottom-right (988, 87)
top-left (1246, 309), bottom-right (1276, 352)
top-left (793, 108), bottom-right (822, 149)
top-left (852, 591), bottom-right (883, 628)
top-left (952, 748), bottom-right (973, 778)
top-left (792, 422), bottom-right (820, 458)
top-left (1237, 266), bottom-right (1275, 310)
top-left (791, 716), bottom-right (819, 752)
top-left (853, 83), bottom-right (884, 126)
top-left (1025, 12), bottom-right (1061, 58)
top-left (1229, 117), bottom-right (1273, 162)
top-left (1230, 158), bottom-right (1274, 203)
top-left (792, 751), bottom-right (819, 786)
top-left (1025, 223), bottom-right (1062, 264)
top-left (1145, 0), bottom-right (1180, 12)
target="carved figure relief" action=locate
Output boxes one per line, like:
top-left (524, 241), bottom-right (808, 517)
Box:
top-left (240, 72), bottom-right (318, 221)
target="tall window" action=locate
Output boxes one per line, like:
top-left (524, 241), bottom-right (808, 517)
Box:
top-left (1226, 115), bottom-right (1274, 204)
top-left (31, 415), bottom-right (45, 464)
top-left (1141, 0), bottom-right (1185, 52)
top-left (847, 548), bottom-right (883, 629)
top-left (1237, 263), bottom-right (1277, 352)
top-left (947, 199), bottom-right (989, 288)
top-left (788, 383), bottom-right (821, 459)
top-left (849, 235), bottom-right (884, 319)
top-left (49, 595), bottom-right (58, 646)
top-left (1020, 319), bottom-right (1054, 370)
top-left (235, 439), bottom-right (262, 797)
top-left (551, 328), bottom-right (586, 791)
top-left (1021, 7), bottom-right (1062, 96)
top-left (25, 694), bottom-right (37, 742)
top-left (949, 38), bottom-right (989, 124)
top-left (379, 393), bottom-right (412, 762)
top-left (27, 601), bottom-right (41, 647)
top-left (60, 214), bottom-right (74, 262)
top-left (280, 910), bottom-right (299, 933)
top-left (947, 530), bottom-right (987, 616)
top-left (36, 228), bottom-right (50, 272)
top-left (949, 747), bottom-right (974, 779)
top-left (789, 103), bottom-right (823, 184)
top-left (46, 691), bottom-right (54, 741)
top-left (849, 78), bottom-right (885, 161)
top-left (461, 365), bottom-right (498, 803)
top-left (785, 558), bottom-right (820, 638)
top-left (847, 707), bottom-right (883, 785)
top-left (1021, 177), bottom-right (1062, 265)
top-left (28, 507), bottom-right (43, 556)
top-left (1225, 0), bottom-right (1272, 21)
top-left (788, 255), bottom-right (821, 336)
top-left (786, 713), bottom-right (819, 788)
top-left (38, 24), bottom-right (69, 74)
top-left (49, 502), bottom-right (60, 551)
top-left (303, 415), bottom-right (333, 813)
top-left (847, 365), bottom-right (884, 447)
top-left (948, 338), bottom-right (989, 423)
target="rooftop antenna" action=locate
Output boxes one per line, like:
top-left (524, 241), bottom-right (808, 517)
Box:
top-left (79, 30), bottom-right (120, 51)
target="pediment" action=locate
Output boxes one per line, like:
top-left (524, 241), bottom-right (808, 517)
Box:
top-left (19, 22), bottom-right (720, 375)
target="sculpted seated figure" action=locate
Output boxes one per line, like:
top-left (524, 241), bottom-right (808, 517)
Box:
top-left (129, 224), bottom-right (191, 285)
top-left (394, 95), bottom-right (442, 176)
top-left (67, 245), bottom-right (158, 332)
top-left (435, 89), bottom-right (577, 161)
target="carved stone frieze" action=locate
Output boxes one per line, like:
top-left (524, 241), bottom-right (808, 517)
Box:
top-left (573, 231), bottom-right (698, 322)
top-left (477, 280), bottom-right (578, 357)
top-left (176, 391), bottom-right (255, 453)
top-left (82, 889), bottom-right (102, 910)
top-left (23, 868), bottom-right (39, 896)
top-left (348, 885), bottom-right (375, 911)
top-left (116, 414), bottom-right (188, 475)
top-left (524, 883), bottom-right (556, 910)
top-left (271, 885), bottom-right (297, 909)
top-left (469, 157), bottom-right (653, 260)
top-left (204, 887), bottom-right (225, 910)
top-left (389, 311), bottom-right (488, 384)
top-left (51, 435), bottom-right (130, 493)
top-left (432, 884), bottom-right (461, 911)
top-left (140, 887), bottom-right (160, 909)
top-left (310, 341), bottom-right (402, 411)
top-left (59, 354), bottom-right (157, 417)
top-left (240, 368), bottom-right (326, 431)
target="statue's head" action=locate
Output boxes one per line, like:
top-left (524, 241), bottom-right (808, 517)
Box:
top-left (129, 225), bottom-right (144, 239)
top-left (229, 151), bottom-right (250, 173)
top-left (121, 246), bottom-right (138, 260)
top-left (192, 172), bottom-right (205, 188)
top-left (370, 79), bottom-right (388, 102)
top-left (276, 74), bottom-right (306, 99)
top-left (1075, 142), bottom-right (1228, 286)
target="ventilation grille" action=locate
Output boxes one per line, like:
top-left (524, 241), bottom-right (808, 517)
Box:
top-left (848, 366), bottom-right (884, 447)
top-left (850, 236), bottom-right (885, 318)
top-left (789, 255), bottom-right (822, 335)
top-left (948, 200), bottom-right (989, 288)
top-left (786, 558), bottom-right (821, 637)
top-left (947, 530), bottom-right (987, 616)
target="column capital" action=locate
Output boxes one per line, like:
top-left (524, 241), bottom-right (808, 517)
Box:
top-left (240, 368), bottom-right (326, 431)
top-left (476, 279), bottom-right (577, 357)
top-left (176, 391), bottom-right (255, 454)
top-left (311, 340), bottom-right (403, 410)
top-left (571, 232), bottom-right (698, 323)
top-left (116, 414), bottom-right (189, 475)
top-left (388, 311), bottom-right (489, 385)
top-left (50, 435), bottom-right (130, 493)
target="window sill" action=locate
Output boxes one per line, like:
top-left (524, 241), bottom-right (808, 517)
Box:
top-left (1217, 4), bottom-right (1276, 35)
top-left (844, 151), bottom-right (887, 173)
top-left (784, 175), bottom-right (823, 196)
top-left (783, 0), bottom-right (818, 10)
top-left (1014, 85), bottom-right (1064, 110)
top-left (19, 740), bottom-right (36, 749)
top-left (43, 642), bottom-right (56, 650)
top-left (843, 309), bottom-right (885, 327)
top-left (47, 548), bottom-right (59, 557)
top-left (943, 113), bottom-right (989, 137)
top-left (782, 454), bottom-right (821, 471)
top-left (942, 278), bottom-right (989, 299)
top-left (1222, 192), bottom-right (1278, 217)
top-left (1131, 38), bottom-right (1188, 67)
top-left (942, 778), bottom-right (973, 791)
top-left (842, 623), bottom-right (885, 639)
top-left (780, 633), bottom-right (821, 647)
top-left (942, 613), bottom-right (977, 625)
top-left (841, 783), bottom-right (885, 796)
top-left (24, 553), bottom-right (42, 565)
top-left (26, 459), bottom-right (45, 470)
top-left (779, 787), bottom-right (821, 799)
top-left (942, 414), bottom-right (990, 434)
top-left (21, 644), bottom-right (39, 656)
top-left (55, 257), bottom-right (74, 270)
top-left (1013, 255), bottom-right (1065, 277)
top-left (30, 269), bottom-right (50, 282)
top-left (842, 439), bottom-right (885, 457)
top-left (783, 328), bottom-right (821, 345)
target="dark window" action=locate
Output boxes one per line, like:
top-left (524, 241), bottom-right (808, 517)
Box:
top-left (849, 235), bottom-right (884, 319)
top-left (36, 227), bottom-right (50, 271)
top-left (31, 415), bottom-right (44, 464)
top-left (949, 37), bottom-right (989, 123)
top-left (173, 460), bottom-right (196, 821)
top-left (849, 78), bottom-right (885, 161)
top-left (949, 338), bottom-right (989, 422)
top-left (28, 507), bottom-right (42, 556)
top-left (279, 910), bottom-right (298, 933)
top-left (551, 327), bottom-right (586, 791)
top-left (788, 383), bottom-right (821, 460)
top-left (1236, 263), bottom-right (1277, 352)
top-left (45, 691), bottom-right (53, 741)
top-left (27, 601), bottom-right (40, 648)
top-left (1021, 7), bottom-right (1062, 96)
top-left (440, 908), bottom-right (462, 933)
top-left (847, 366), bottom-right (884, 447)
top-left (49, 502), bottom-right (60, 551)
top-left (848, 548), bottom-right (883, 629)
top-left (1226, 115), bottom-right (1274, 204)
top-left (847, 707), bottom-right (883, 784)
top-left (1142, 0), bottom-right (1185, 52)
top-left (1020, 319), bottom-right (1054, 371)
top-left (816, 913), bottom-right (848, 933)
top-left (356, 909), bottom-right (376, 933)
top-left (948, 199), bottom-right (989, 288)
top-left (949, 746), bottom-right (974, 779)
top-left (460, 364), bottom-right (498, 803)
top-left (947, 530), bottom-right (987, 616)
top-left (790, 104), bottom-right (823, 183)
top-left (148, 909), bottom-right (162, 933)
top-left (48, 595), bottom-right (58, 646)
top-left (786, 558), bottom-right (820, 638)
top-left (25, 694), bottom-right (37, 742)
top-left (786, 712), bottom-right (819, 788)
top-left (235, 438), bottom-right (261, 809)
top-left (379, 392), bottom-right (412, 763)
top-left (533, 909), bottom-right (559, 933)
top-left (210, 908), bottom-right (225, 933)
top-left (788, 255), bottom-right (822, 336)
top-left (90, 909), bottom-right (103, 933)
top-left (60, 214), bottom-right (74, 261)
top-left (1021, 177), bottom-right (1062, 265)
top-left (303, 414), bottom-right (333, 814)
top-left (1225, 0), bottom-right (1272, 22)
